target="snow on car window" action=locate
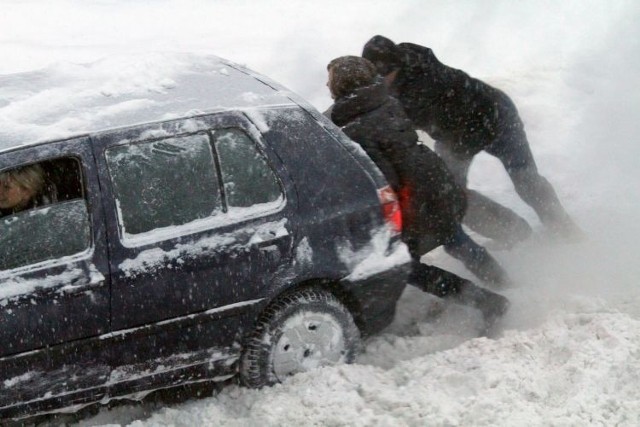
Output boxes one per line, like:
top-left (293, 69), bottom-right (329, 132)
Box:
top-left (214, 128), bottom-right (283, 208)
top-left (106, 133), bottom-right (222, 236)
top-left (227, 196), bottom-right (284, 221)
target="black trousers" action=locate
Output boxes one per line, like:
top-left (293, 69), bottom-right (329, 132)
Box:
top-left (406, 255), bottom-right (509, 323)
top-left (443, 224), bottom-right (509, 285)
top-left (405, 236), bottom-right (505, 302)
top-left (434, 121), bottom-right (573, 244)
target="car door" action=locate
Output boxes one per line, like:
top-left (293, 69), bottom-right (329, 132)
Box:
top-left (91, 113), bottom-right (295, 388)
top-left (0, 138), bottom-right (110, 413)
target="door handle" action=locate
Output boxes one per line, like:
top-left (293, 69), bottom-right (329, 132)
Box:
top-left (60, 280), bottom-right (105, 296)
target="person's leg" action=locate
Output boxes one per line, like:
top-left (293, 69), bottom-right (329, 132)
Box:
top-left (435, 141), bottom-right (532, 246)
top-left (433, 140), bottom-right (471, 186)
top-left (443, 224), bottom-right (511, 287)
top-left (407, 257), bottom-right (510, 334)
top-left (465, 190), bottom-right (532, 247)
top-left (486, 125), bottom-right (582, 239)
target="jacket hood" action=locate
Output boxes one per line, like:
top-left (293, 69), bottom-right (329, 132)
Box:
top-left (330, 80), bottom-right (389, 127)
top-left (362, 35), bottom-right (402, 76)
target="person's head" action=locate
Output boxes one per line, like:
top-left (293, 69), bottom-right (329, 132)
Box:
top-left (362, 35), bottom-right (402, 77)
top-left (0, 164), bottom-right (45, 211)
top-left (326, 55), bottom-right (378, 99)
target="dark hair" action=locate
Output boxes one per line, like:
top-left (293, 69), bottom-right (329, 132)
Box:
top-left (327, 55), bottom-right (378, 99)
top-left (362, 35), bottom-right (402, 76)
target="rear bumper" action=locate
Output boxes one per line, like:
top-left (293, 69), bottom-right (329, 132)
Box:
top-left (341, 259), bottom-right (410, 337)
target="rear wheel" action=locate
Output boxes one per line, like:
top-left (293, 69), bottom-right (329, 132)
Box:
top-left (240, 288), bottom-right (360, 388)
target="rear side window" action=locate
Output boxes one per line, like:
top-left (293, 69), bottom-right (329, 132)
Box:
top-left (105, 134), bottom-right (222, 235)
top-left (214, 129), bottom-right (282, 209)
top-left (0, 158), bottom-right (90, 271)
top-left (105, 128), bottom-right (284, 239)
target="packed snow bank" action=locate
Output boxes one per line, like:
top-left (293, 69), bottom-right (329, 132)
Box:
top-left (80, 228), bottom-right (640, 427)
top-left (82, 287), bottom-right (640, 426)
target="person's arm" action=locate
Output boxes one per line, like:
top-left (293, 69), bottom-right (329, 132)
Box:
top-left (368, 148), bottom-right (401, 190)
top-left (346, 128), bottom-right (402, 190)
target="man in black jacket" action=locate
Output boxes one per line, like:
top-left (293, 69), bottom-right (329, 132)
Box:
top-left (326, 55), bottom-right (509, 333)
top-left (362, 35), bottom-right (582, 247)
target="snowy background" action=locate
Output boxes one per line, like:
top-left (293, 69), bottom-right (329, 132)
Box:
top-left (2, 0), bottom-right (640, 425)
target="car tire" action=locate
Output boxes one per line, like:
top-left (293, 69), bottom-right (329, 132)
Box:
top-left (240, 288), bottom-right (360, 388)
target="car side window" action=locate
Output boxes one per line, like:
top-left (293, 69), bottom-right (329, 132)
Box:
top-left (105, 134), bottom-right (222, 236)
top-left (214, 129), bottom-right (282, 209)
top-left (0, 158), bottom-right (90, 271)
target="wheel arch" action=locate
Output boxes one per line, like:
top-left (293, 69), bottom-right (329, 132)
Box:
top-left (258, 277), bottom-right (365, 334)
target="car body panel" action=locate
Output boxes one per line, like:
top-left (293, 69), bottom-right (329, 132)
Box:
top-left (90, 113), bottom-right (296, 330)
top-left (0, 137), bottom-right (111, 412)
top-left (0, 54), bottom-right (411, 421)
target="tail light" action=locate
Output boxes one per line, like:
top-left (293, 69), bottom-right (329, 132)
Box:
top-left (377, 185), bottom-right (402, 234)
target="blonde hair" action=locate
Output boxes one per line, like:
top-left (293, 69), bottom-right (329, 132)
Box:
top-left (0, 164), bottom-right (45, 195)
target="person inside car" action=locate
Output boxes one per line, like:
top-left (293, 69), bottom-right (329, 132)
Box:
top-left (0, 164), bottom-right (56, 217)
top-left (325, 55), bottom-right (510, 334)
top-left (362, 35), bottom-right (584, 246)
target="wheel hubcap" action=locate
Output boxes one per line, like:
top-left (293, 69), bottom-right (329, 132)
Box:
top-left (272, 312), bottom-right (346, 381)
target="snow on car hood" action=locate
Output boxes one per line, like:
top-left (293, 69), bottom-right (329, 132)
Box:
top-left (0, 52), bottom-right (296, 150)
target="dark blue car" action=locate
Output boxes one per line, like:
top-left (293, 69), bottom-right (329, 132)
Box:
top-left (0, 54), bottom-right (410, 420)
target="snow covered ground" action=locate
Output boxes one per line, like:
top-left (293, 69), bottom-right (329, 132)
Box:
top-left (2, 0), bottom-right (640, 425)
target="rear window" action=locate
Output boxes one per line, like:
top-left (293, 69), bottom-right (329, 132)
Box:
top-left (214, 128), bottom-right (282, 209)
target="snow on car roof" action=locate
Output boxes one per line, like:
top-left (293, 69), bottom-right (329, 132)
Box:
top-left (0, 52), bottom-right (297, 151)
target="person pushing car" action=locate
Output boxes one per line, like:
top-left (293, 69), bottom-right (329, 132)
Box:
top-left (326, 55), bottom-right (510, 334)
top-left (362, 35), bottom-right (583, 247)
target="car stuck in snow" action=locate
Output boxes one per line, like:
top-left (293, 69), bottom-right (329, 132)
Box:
top-left (0, 53), bottom-right (410, 420)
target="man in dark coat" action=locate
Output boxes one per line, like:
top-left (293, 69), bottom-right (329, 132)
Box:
top-left (362, 35), bottom-right (583, 246)
top-left (326, 55), bottom-right (510, 333)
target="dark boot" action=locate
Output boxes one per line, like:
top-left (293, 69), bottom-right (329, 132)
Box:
top-left (444, 234), bottom-right (512, 288)
top-left (408, 261), bottom-right (510, 335)
top-left (454, 281), bottom-right (511, 335)
top-left (408, 261), bottom-right (468, 297)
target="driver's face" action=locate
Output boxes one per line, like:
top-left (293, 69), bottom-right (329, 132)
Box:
top-left (0, 176), bottom-right (34, 209)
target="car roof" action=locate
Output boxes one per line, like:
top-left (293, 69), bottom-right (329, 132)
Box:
top-left (0, 53), bottom-right (298, 152)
